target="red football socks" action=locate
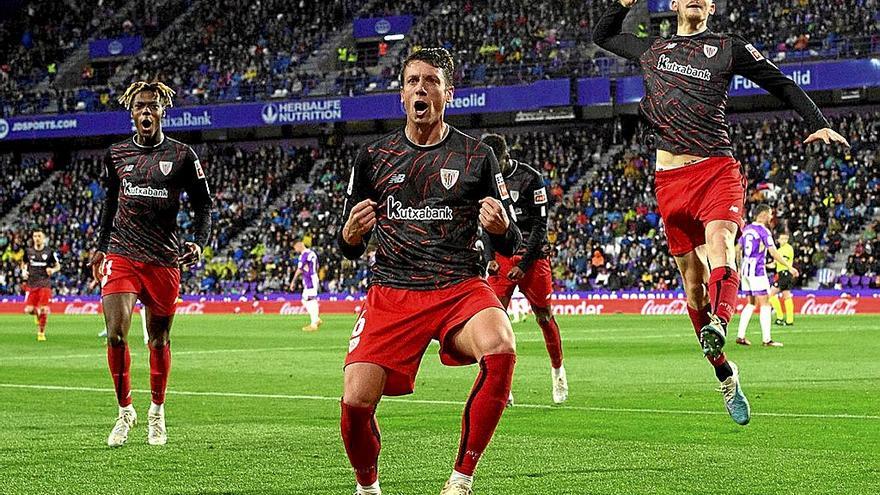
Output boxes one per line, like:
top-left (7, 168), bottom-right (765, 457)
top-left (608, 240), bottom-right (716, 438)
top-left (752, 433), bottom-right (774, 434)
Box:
top-left (341, 402), bottom-right (381, 486)
top-left (454, 352), bottom-right (516, 476)
top-left (37, 313), bottom-right (47, 332)
top-left (708, 266), bottom-right (739, 324)
top-left (537, 316), bottom-right (564, 368)
top-left (149, 343), bottom-right (172, 405)
top-left (687, 303), bottom-right (732, 380)
top-left (107, 343), bottom-right (132, 407)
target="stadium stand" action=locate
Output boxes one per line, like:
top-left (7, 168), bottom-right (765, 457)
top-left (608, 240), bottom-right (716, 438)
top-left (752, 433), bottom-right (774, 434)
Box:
top-left (4, 108), bottom-right (875, 297)
top-left (2, 0), bottom-right (878, 115)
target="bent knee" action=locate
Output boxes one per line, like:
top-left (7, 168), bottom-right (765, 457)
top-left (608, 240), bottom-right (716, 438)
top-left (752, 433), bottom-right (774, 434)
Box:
top-left (342, 391), bottom-right (381, 409)
top-left (483, 328), bottom-right (516, 356)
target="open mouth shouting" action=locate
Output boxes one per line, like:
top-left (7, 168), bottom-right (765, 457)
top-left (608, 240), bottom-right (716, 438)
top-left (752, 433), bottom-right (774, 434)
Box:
top-left (413, 100), bottom-right (429, 118)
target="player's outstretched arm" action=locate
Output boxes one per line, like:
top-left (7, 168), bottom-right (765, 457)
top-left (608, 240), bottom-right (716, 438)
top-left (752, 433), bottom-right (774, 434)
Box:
top-left (593, 0), bottom-right (652, 61)
top-left (731, 37), bottom-right (849, 149)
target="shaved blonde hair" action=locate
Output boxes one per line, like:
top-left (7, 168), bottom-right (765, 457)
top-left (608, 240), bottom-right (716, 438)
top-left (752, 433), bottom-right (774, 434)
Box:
top-left (118, 81), bottom-right (175, 110)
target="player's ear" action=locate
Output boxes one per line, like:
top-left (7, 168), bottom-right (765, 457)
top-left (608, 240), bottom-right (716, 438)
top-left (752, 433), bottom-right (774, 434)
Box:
top-left (708, 0), bottom-right (715, 15)
top-left (445, 85), bottom-right (454, 104)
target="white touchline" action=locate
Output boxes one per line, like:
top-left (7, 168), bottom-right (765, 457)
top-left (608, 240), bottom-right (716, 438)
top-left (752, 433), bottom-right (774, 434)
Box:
top-left (0, 383), bottom-right (877, 421)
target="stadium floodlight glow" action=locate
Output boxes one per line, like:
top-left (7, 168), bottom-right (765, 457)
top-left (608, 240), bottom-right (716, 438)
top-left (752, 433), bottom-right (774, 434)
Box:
top-left (384, 34), bottom-right (405, 41)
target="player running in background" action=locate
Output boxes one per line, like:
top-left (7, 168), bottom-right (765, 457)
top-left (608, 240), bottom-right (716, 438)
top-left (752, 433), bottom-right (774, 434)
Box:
top-left (768, 233), bottom-right (797, 326)
top-left (481, 133), bottom-right (568, 405)
top-left (289, 240), bottom-right (322, 332)
top-left (90, 81), bottom-right (213, 448)
top-left (22, 229), bottom-right (60, 341)
top-left (339, 48), bottom-right (521, 495)
top-left (736, 204), bottom-right (798, 347)
top-left (594, 0), bottom-right (848, 425)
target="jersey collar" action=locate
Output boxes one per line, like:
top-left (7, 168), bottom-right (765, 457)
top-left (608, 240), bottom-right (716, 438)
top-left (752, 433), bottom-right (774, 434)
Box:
top-left (131, 134), bottom-right (166, 149)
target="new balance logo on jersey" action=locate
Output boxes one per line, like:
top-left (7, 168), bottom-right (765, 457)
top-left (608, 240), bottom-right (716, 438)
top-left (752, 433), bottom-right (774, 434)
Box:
top-left (387, 196), bottom-right (452, 221)
top-left (665, 43), bottom-right (678, 49)
top-left (389, 173), bottom-right (406, 184)
top-left (124, 165), bottom-right (134, 172)
top-left (122, 179), bottom-right (169, 199)
top-left (730, 205), bottom-right (740, 213)
top-left (656, 54), bottom-right (712, 81)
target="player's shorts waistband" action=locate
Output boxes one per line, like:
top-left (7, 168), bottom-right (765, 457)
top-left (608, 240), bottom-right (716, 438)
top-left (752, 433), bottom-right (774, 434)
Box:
top-left (654, 156), bottom-right (739, 176)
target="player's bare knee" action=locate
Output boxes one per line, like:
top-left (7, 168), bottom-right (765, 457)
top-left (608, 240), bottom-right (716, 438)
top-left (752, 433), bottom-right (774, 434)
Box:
top-left (482, 327), bottom-right (516, 356)
top-left (148, 336), bottom-right (170, 348)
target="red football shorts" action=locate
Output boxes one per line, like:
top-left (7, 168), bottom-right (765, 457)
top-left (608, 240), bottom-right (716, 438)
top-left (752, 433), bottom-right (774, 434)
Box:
top-left (344, 277), bottom-right (504, 396)
top-left (487, 255), bottom-right (553, 309)
top-left (654, 156), bottom-right (746, 256)
top-left (24, 286), bottom-right (51, 307)
top-left (101, 254), bottom-right (180, 317)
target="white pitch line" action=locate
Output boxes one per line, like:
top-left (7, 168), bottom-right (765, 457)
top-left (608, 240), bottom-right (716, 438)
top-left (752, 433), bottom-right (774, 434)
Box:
top-left (1, 334), bottom-right (694, 362)
top-left (0, 383), bottom-right (877, 421)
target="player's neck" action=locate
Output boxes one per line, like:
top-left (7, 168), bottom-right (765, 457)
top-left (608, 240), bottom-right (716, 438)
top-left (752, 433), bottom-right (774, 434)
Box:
top-left (34, 243), bottom-right (44, 250)
top-left (134, 130), bottom-right (165, 148)
top-left (676, 20), bottom-right (708, 36)
top-left (405, 121), bottom-right (448, 147)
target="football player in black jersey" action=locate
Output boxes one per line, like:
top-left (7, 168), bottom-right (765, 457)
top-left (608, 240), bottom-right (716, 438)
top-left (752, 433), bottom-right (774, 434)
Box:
top-left (594, 0), bottom-right (848, 425)
top-left (338, 48), bottom-right (521, 495)
top-left (90, 81), bottom-right (212, 448)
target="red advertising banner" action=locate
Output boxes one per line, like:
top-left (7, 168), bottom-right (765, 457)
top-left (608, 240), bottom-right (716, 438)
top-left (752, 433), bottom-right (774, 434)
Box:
top-left (2, 294), bottom-right (878, 315)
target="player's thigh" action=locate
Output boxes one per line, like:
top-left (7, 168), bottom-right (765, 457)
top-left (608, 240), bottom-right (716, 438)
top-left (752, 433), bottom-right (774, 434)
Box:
top-left (343, 362), bottom-right (387, 407)
top-left (23, 305), bottom-right (35, 314)
top-left (103, 292), bottom-right (138, 342)
top-left (704, 219), bottom-right (739, 268)
top-left (755, 294), bottom-right (769, 306)
top-left (521, 260), bottom-right (553, 314)
top-left (450, 307), bottom-right (516, 361)
top-left (145, 307), bottom-right (174, 344)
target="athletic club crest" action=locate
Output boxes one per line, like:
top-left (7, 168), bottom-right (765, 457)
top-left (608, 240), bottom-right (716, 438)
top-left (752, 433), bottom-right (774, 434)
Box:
top-left (510, 190), bottom-right (520, 203)
top-left (440, 168), bottom-right (459, 190)
top-left (703, 44), bottom-right (718, 59)
top-left (159, 161), bottom-right (173, 176)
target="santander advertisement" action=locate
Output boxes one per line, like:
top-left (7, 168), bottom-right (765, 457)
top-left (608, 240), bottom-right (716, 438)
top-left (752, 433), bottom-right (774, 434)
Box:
top-left (1, 294), bottom-right (876, 316)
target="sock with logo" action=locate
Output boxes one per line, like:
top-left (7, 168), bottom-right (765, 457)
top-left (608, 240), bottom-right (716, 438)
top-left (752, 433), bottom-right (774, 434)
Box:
top-left (149, 342), bottom-right (171, 405)
top-left (341, 402), bottom-right (381, 487)
top-left (687, 303), bottom-right (733, 381)
top-left (107, 341), bottom-right (132, 407)
top-left (454, 353), bottom-right (516, 476)
top-left (536, 315), bottom-right (563, 368)
top-left (708, 267), bottom-right (739, 324)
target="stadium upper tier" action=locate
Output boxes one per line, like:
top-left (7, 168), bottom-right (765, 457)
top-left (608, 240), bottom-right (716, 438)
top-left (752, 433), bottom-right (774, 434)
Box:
top-left (0, 111), bottom-right (876, 296)
top-left (1, 0), bottom-right (878, 117)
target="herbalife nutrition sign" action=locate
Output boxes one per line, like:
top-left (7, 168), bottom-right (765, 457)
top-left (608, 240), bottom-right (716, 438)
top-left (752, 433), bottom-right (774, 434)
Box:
top-left (0, 79), bottom-right (571, 141)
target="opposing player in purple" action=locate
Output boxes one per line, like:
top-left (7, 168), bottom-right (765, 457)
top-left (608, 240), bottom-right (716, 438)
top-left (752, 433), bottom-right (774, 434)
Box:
top-left (736, 204), bottom-right (799, 347)
top-left (289, 240), bottom-right (322, 332)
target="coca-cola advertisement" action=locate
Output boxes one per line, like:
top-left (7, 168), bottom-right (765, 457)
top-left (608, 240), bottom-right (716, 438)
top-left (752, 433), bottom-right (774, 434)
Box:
top-left (1, 293), bottom-right (878, 315)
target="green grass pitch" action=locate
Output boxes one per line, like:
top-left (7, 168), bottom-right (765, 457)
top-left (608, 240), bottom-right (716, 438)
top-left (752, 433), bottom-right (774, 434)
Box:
top-left (1, 313), bottom-right (878, 494)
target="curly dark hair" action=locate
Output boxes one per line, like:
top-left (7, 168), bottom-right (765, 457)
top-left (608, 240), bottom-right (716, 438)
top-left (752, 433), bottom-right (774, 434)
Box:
top-left (401, 47), bottom-right (455, 87)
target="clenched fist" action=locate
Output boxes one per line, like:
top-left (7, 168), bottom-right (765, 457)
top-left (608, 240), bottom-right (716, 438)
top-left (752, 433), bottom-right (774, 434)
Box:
top-left (343, 199), bottom-right (377, 245)
top-left (479, 197), bottom-right (510, 235)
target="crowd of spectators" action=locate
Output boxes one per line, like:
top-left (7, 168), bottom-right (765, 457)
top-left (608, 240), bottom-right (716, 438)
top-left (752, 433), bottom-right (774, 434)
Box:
top-left (0, 140), bottom-right (316, 296)
top-left (846, 220), bottom-right (880, 289)
top-left (4, 0), bottom-right (880, 116)
top-left (1, 110), bottom-right (878, 297)
top-left (710, 0), bottom-right (880, 63)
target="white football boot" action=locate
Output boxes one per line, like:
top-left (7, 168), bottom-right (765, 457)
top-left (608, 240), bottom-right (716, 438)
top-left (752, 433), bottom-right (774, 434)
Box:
top-left (107, 405), bottom-right (137, 447)
top-left (552, 366), bottom-right (569, 404)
